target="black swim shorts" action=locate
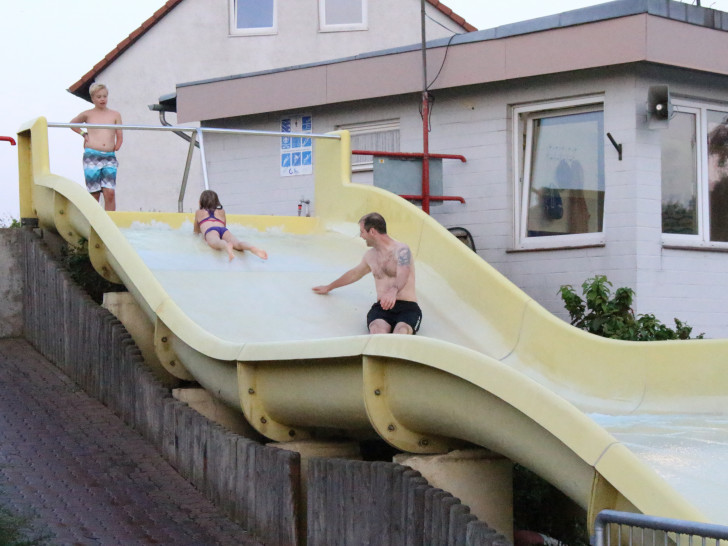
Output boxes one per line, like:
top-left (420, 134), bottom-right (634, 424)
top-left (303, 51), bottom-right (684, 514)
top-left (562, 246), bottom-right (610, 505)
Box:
top-left (366, 300), bottom-right (422, 334)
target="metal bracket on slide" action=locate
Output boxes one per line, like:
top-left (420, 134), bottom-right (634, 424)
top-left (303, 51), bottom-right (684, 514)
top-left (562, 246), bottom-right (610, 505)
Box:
top-left (53, 192), bottom-right (82, 247)
top-left (153, 319), bottom-right (195, 381)
top-left (362, 356), bottom-right (452, 454)
top-left (237, 361), bottom-right (312, 442)
top-left (88, 227), bottom-right (123, 284)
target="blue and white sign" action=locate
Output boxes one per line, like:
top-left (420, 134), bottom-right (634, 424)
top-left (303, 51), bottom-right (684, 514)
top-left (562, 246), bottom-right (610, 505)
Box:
top-left (280, 115), bottom-right (313, 176)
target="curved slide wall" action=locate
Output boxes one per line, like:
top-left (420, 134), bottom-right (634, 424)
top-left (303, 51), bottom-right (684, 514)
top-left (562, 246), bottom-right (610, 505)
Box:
top-left (17, 117), bottom-right (728, 530)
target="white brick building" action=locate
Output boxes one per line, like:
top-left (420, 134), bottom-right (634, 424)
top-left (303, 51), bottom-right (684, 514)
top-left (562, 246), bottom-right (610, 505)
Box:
top-left (71, 0), bottom-right (728, 338)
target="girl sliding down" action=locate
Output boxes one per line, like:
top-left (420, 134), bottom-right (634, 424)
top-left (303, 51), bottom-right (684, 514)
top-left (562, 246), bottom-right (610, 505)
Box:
top-left (194, 190), bottom-right (268, 261)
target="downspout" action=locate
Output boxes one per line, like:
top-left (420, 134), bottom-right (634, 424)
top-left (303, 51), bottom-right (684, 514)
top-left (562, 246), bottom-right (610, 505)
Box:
top-left (420, 0), bottom-right (431, 214)
top-left (148, 105), bottom-right (199, 148)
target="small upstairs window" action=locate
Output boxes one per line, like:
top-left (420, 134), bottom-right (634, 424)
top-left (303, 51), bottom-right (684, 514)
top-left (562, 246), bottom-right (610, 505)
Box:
top-left (230, 0), bottom-right (277, 36)
top-left (319, 0), bottom-right (367, 32)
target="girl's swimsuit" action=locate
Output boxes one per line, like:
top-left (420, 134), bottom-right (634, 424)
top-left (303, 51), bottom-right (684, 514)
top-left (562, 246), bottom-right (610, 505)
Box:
top-left (199, 209), bottom-right (228, 237)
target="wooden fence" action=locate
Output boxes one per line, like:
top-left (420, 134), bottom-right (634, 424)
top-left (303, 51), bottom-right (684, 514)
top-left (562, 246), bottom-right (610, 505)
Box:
top-left (17, 229), bottom-right (509, 545)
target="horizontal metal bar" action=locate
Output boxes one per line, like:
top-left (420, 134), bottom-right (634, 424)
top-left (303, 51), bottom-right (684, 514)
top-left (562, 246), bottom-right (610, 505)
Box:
top-left (399, 194), bottom-right (466, 203)
top-left (594, 510), bottom-right (728, 543)
top-left (352, 149), bottom-right (467, 162)
top-left (49, 122), bottom-right (340, 140)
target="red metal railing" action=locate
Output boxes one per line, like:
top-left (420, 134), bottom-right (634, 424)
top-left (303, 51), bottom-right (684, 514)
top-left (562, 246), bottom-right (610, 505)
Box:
top-left (1, 136), bottom-right (17, 146)
top-left (351, 149), bottom-right (466, 213)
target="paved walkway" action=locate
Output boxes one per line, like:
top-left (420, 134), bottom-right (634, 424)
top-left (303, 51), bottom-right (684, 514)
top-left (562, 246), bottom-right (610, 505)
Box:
top-left (0, 338), bottom-right (262, 546)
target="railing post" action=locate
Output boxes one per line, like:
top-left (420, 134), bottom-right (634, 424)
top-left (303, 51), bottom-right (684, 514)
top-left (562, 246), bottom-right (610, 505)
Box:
top-left (178, 131), bottom-right (198, 212)
top-left (196, 128), bottom-right (210, 191)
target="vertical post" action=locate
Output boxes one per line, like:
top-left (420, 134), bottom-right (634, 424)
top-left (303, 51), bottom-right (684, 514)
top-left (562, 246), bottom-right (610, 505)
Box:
top-left (197, 127), bottom-right (210, 190)
top-left (420, 0), bottom-right (431, 214)
top-left (178, 130), bottom-right (198, 212)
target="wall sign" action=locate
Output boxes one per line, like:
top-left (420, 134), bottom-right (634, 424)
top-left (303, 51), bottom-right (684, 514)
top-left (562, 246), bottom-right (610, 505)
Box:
top-left (280, 115), bottom-right (313, 176)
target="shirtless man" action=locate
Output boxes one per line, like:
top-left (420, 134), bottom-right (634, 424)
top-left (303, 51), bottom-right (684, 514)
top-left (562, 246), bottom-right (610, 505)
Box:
top-left (313, 212), bottom-right (422, 335)
top-left (70, 83), bottom-right (123, 211)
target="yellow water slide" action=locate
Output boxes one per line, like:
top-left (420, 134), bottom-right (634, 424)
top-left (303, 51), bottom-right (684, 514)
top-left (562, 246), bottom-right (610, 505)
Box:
top-left (17, 117), bottom-right (728, 529)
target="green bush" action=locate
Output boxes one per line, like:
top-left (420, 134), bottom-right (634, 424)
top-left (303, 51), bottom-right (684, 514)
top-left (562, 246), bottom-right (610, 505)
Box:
top-left (0, 215), bottom-right (21, 228)
top-left (60, 240), bottom-right (126, 304)
top-left (0, 502), bottom-right (52, 545)
top-left (559, 275), bottom-right (703, 340)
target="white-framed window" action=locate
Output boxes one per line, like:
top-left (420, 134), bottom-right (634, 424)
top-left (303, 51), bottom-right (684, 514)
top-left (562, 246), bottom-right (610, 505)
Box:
top-left (229, 0), bottom-right (277, 36)
top-left (336, 119), bottom-right (399, 172)
top-left (513, 96), bottom-right (606, 250)
top-left (319, 0), bottom-right (367, 32)
top-left (661, 100), bottom-right (728, 246)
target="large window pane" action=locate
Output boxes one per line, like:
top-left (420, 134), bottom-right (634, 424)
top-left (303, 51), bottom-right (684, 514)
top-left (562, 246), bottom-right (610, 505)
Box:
top-left (526, 110), bottom-right (604, 237)
top-left (661, 111), bottom-right (698, 235)
top-left (236, 0), bottom-right (274, 29)
top-left (708, 110), bottom-right (728, 241)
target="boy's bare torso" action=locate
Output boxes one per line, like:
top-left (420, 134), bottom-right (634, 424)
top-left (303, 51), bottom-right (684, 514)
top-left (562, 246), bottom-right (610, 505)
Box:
top-left (79, 108), bottom-right (121, 152)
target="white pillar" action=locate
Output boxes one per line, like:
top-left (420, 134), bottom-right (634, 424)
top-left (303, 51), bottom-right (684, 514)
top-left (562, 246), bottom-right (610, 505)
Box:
top-left (394, 448), bottom-right (513, 543)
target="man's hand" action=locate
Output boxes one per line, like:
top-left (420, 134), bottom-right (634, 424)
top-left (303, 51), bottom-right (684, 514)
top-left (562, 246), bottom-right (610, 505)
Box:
top-left (312, 285), bottom-right (331, 295)
top-left (379, 287), bottom-right (398, 310)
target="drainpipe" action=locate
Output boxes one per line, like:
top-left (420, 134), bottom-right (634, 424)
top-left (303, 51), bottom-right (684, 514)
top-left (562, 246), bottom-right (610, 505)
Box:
top-left (148, 104), bottom-right (199, 148)
top-left (420, 0), bottom-right (431, 214)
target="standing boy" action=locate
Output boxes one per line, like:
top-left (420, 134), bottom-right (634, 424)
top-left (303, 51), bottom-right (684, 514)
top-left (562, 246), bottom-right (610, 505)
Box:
top-left (312, 212), bottom-right (422, 335)
top-left (70, 83), bottom-right (123, 211)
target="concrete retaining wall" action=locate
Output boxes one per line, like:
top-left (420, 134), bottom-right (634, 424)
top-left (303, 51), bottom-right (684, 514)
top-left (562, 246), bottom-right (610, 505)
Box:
top-left (17, 229), bottom-right (510, 545)
top-left (0, 228), bottom-right (24, 338)
top-left (308, 459), bottom-right (510, 545)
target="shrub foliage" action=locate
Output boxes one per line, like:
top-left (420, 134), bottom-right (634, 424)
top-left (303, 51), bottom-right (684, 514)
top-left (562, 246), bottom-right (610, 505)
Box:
top-left (559, 275), bottom-right (703, 340)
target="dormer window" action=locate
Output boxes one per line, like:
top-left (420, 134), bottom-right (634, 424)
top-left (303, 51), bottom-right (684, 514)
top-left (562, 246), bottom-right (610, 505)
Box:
top-left (230, 0), bottom-right (277, 36)
top-left (319, 0), bottom-right (367, 32)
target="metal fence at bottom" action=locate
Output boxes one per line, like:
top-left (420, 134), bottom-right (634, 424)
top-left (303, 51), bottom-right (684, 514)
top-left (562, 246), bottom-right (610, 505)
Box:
top-left (593, 510), bottom-right (728, 546)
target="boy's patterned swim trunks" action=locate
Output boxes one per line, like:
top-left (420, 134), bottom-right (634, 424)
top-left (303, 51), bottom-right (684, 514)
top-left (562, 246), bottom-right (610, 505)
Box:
top-left (83, 148), bottom-right (118, 193)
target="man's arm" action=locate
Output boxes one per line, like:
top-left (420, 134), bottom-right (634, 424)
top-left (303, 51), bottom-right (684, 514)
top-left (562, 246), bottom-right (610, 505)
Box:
top-left (312, 258), bottom-right (371, 295)
top-left (379, 245), bottom-right (412, 310)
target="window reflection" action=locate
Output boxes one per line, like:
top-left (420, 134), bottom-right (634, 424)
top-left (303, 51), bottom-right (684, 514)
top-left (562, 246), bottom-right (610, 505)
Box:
top-left (661, 111), bottom-right (698, 235)
top-left (708, 110), bottom-right (728, 241)
top-left (236, 0), bottom-right (274, 29)
top-left (526, 110), bottom-right (605, 237)
top-left (324, 0), bottom-right (363, 25)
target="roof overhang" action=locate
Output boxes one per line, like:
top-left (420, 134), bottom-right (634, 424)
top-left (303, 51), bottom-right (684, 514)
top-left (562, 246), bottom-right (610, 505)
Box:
top-left (175, 10), bottom-right (728, 123)
top-left (148, 92), bottom-right (178, 113)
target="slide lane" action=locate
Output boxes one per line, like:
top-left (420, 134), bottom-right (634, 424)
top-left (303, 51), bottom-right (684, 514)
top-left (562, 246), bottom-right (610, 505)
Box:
top-left (17, 117), bottom-right (728, 529)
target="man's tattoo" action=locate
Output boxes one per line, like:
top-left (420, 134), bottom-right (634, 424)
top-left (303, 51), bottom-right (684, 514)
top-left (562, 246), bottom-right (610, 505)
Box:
top-left (397, 246), bottom-right (412, 266)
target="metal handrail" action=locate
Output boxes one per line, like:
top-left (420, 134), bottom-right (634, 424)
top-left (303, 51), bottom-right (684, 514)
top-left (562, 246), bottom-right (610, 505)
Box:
top-left (48, 122), bottom-right (340, 212)
top-left (49, 122), bottom-right (338, 140)
top-left (593, 510), bottom-right (728, 546)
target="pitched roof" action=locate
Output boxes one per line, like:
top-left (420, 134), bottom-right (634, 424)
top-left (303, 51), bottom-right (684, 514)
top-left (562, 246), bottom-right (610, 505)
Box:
top-left (67, 0), bottom-right (477, 101)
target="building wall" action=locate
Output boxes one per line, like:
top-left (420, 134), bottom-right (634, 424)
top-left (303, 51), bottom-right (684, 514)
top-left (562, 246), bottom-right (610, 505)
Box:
top-left (203, 65), bottom-right (728, 338)
top-left (90, 0), bottom-right (468, 213)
